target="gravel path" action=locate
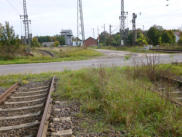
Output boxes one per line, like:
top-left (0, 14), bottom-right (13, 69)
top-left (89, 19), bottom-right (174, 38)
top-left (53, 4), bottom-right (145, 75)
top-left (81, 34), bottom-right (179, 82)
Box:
top-left (0, 49), bottom-right (182, 75)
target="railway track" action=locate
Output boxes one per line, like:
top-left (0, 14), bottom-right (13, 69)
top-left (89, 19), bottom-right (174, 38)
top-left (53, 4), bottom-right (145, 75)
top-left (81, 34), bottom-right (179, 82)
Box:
top-left (150, 48), bottom-right (182, 53)
top-left (159, 76), bottom-right (182, 106)
top-left (0, 76), bottom-right (55, 137)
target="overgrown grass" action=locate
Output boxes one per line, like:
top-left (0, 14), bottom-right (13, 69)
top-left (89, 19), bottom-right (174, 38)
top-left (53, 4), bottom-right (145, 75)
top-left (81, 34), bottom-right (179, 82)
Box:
top-left (0, 72), bottom-right (55, 88)
top-left (0, 47), bottom-right (102, 65)
top-left (55, 67), bottom-right (182, 137)
top-left (159, 64), bottom-right (182, 76)
top-left (1, 66), bottom-right (182, 136)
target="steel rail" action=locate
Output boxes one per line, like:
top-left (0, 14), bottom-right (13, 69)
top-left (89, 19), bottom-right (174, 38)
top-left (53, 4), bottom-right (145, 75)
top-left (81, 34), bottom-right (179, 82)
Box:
top-left (150, 49), bottom-right (182, 53)
top-left (36, 76), bottom-right (55, 137)
top-left (0, 83), bottom-right (19, 105)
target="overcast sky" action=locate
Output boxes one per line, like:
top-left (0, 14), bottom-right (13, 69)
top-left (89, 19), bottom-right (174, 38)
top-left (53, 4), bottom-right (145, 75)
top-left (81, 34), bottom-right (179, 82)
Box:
top-left (0, 0), bottom-right (181, 38)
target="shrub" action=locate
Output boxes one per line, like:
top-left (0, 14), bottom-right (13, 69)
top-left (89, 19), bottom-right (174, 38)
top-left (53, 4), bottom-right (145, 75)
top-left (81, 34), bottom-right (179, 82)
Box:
top-left (0, 22), bottom-right (25, 59)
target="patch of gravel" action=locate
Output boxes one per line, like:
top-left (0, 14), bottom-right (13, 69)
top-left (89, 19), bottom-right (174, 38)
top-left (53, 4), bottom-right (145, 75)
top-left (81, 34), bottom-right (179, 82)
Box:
top-left (49, 100), bottom-right (125, 137)
top-left (0, 87), bottom-right (5, 94)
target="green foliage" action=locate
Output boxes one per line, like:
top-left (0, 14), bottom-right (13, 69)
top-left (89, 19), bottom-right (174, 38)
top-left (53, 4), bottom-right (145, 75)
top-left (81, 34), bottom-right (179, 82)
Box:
top-left (0, 22), bottom-right (24, 59)
top-left (36, 36), bottom-right (52, 43)
top-left (162, 30), bottom-right (176, 44)
top-left (54, 41), bottom-right (60, 47)
top-left (147, 25), bottom-right (163, 45)
top-left (136, 31), bottom-right (148, 46)
top-left (36, 35), bottom-right (65, 45)
top-left (178, 35), bottom-right (182, 45)
top-left (99, 32), bottom-right (121, 46)
top-left (54, 35), bottom-right (65, 45)
top-left (31, 37), bottom-right (41, 47)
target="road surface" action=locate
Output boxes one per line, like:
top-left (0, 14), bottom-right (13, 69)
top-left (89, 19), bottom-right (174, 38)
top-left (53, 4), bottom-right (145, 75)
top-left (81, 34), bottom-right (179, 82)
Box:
top-left (0, 49), bottom-right (182, 75)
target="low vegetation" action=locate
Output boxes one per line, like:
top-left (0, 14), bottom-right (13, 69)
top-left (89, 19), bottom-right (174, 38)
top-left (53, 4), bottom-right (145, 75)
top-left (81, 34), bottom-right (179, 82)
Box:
top-left (1, 64), bottom-right (182, 136)
top-left (0, 47), bottom-right (102, 65)
top-left (54, 66), bottom-right (182, 136)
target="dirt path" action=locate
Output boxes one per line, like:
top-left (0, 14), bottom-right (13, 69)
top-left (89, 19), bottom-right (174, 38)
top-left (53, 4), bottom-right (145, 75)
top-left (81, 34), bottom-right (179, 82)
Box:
top-left (0, 49), bottom-right (182, 75)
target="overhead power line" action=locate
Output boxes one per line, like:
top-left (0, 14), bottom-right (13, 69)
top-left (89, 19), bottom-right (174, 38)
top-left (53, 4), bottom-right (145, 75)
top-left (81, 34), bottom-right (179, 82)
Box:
top-left (5, 0), bottom-right (20, 15)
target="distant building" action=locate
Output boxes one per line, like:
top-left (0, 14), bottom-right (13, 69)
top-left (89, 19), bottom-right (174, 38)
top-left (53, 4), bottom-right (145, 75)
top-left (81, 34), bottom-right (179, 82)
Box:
top-left (61, 30), bottom-right (73, 46)
top-left (72, 37), bottom-right (83, 46)
top-left (73, 41), bottom-right (83, 46)
top-left (84, 37), bottom-right (97, 47)
top-left (42, 42), bottom-right (54, 47)
top-left (174, 32), bottom-right (180, 43)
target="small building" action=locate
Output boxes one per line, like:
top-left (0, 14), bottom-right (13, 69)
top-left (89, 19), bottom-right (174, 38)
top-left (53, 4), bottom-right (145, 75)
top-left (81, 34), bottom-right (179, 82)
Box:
top-left (42, 42), bottom-right (54, 47)
top-left (84, 37), bottom-right (97, 47)
top-left (61, 30), bottom-right (73, 46)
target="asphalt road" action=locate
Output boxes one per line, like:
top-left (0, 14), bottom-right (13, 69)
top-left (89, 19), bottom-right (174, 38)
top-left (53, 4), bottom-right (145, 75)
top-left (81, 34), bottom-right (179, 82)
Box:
top-left (0, 49), bottom-right (182, 75)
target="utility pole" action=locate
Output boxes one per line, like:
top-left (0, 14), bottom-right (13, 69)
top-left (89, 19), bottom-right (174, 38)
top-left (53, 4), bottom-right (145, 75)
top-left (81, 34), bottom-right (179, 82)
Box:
top-left (20, 0), bottom-right (31, 52)
top-left (104, 24), bottom-right (106, 32)
top-left (97, 26), bottom-right (100, 48)
top-left (119, 0), bottom-right (127, 46)
top-left (93, 28), bottom-right (95, 38)
top-left (109, 25), bottom-right (112, 36)
top-left (132, 13), bottom-right (137, 45)
top-left (77, 0), bottom-right (85, 46)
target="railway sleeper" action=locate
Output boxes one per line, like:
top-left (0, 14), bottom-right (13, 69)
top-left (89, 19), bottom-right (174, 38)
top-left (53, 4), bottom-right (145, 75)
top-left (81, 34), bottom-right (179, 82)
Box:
top-left (0, 103), bottom-right (44, 112)
top-left (10, 93), bottom-right (48, 99)
top-left (51, 129), bottom-right (73, 137)
top-left (0, 111), bottom-right (41, 120)
top-left (15, 90), bottom-right (48, 94)
top-left (176, 97), bottom-right (182, 101)
top-left (0, 120), bottom-right (40, 132)
top-left (28, 86), bottom-right (49, 90)
top-left (5, 97), bottom-right (46, 105)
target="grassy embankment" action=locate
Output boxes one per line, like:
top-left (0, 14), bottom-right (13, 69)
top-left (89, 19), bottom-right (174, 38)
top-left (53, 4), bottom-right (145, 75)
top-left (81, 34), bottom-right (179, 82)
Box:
top-left (0, 47), bottom-right (102, 65)
top-left (1, 64), bottom-right (182, 136)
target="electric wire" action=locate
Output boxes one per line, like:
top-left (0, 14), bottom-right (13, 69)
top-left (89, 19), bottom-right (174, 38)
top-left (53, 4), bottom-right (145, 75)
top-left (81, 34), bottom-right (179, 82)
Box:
top-left (5, 0), bottom-right (20, 15)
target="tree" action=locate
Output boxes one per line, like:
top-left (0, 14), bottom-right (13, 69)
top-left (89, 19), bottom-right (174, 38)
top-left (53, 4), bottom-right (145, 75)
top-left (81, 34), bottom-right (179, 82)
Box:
top-left (147, 25), bottom-right (163, 45)
top-left (111, 33), bottom-right (121, 46)
top-left (0, 22), bottom-right (23, 58)
top-left (99, 32), bottom-right (110, 46)
top-left (161, 30), bottom-right (176, 44)
top-left (32, 37), bottom-right (40, 47)
top-left (136, 32), bottom-right (148, 46)
top-left (54, 35), bottom-right (65, 45)
top-left (54, 41), bottom-right (60, 47)
top-left (178, 35), bottom-right (182, 46)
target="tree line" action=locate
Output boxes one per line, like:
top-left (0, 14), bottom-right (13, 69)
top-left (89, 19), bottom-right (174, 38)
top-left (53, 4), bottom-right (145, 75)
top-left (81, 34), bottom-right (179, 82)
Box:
top-left (99, 25), bottom-right (182, 46)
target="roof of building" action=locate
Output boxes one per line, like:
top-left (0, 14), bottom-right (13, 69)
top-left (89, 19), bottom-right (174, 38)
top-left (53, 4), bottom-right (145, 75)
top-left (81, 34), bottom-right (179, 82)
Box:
top-left (61, 30), bottom-right (73, 36)
top-left (85, 37), bottom-right (97, 41)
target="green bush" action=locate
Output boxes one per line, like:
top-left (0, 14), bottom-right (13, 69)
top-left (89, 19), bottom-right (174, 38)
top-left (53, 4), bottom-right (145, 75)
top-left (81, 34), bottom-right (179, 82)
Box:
top-left (0, 22), bottom-right (25, 59)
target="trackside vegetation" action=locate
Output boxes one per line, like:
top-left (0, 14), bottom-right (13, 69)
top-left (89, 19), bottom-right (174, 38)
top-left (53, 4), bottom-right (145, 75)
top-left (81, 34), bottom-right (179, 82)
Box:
top-left (1, 66), bottom-right (182, 136)
top-left (55, 67), bottom-right (182, 137)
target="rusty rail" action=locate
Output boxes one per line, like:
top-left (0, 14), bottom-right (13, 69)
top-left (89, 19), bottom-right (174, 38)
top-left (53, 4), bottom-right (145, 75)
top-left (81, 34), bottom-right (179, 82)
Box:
top-left (37, 76), bottom-right (55, 137)
top-left (0, 83), bottom-right (19, 105)
top-left (160, 76), bottom-right (182, 106)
